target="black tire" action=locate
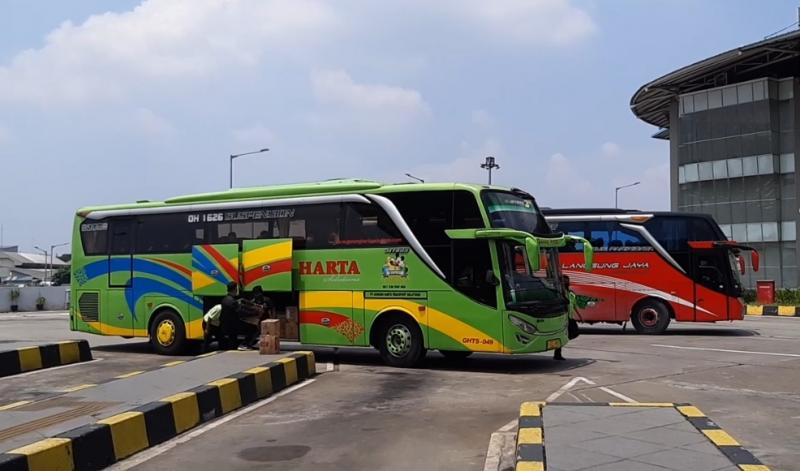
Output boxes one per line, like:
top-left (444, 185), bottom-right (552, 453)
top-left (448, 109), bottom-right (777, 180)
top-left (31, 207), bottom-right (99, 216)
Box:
top-left (439, 350), bottom-right (473, 360)
top-left (376, 315), bottom-right (425, 367)
top-left (630, 300), bottom-right (671, 334)
top-left (149, 310), bottom-right (187, 355)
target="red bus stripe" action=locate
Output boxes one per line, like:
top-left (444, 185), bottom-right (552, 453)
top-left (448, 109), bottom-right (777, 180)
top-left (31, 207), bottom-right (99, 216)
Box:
top-left (149, 258), bottom-right (192, 278)
top-left (299, 310), bottom-right (349, 327)
top-left (204, 245), bottom-right (238, 281)
top-left (243, 259), bottom-right (292, 286)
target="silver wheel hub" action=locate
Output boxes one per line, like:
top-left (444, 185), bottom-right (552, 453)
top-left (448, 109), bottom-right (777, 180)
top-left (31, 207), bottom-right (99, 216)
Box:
top-left (385, 324), bottom-right (412, 357)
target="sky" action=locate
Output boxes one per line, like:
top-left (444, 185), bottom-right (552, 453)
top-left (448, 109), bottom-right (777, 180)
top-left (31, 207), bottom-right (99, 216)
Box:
top-left (0, 0), bottom-right (798, 254)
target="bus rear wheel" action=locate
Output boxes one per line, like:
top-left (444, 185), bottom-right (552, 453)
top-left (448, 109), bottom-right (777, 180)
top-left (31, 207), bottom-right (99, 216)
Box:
top-left (377, 316), bottom-right (425, 368)
top-left (631, 300), bottom-right (671, 334)
top-left (150, 310), bottom-right (187, 355)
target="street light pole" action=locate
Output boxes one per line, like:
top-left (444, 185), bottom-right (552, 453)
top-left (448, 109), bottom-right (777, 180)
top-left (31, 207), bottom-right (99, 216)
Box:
top-left (615, 181), bottom-right (641, 208)
top-left (49, 242), bottom-right (70, 284)
top-left (405, 173), bottom-right (425, 183)
top-left (480, 156), bottom-right (500, 185)
top-left (34, 246), bottom-right (48, 284)
top-left (229, 148), bottom-right (270, 188)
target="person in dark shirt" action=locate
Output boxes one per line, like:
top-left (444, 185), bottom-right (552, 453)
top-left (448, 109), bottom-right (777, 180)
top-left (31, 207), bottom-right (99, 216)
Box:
top-left (219, 282), bottom-right (240, 350)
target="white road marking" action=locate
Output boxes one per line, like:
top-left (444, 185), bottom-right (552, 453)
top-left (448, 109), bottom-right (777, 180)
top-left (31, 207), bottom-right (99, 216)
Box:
top-left (326, 362), bottom-right (334, 372)
top-left (498, 419), bottom-right (517, 432)
top-left (653, 344), bottom-right (800, 358)
top-left (107, 379), bottom-right (317, 470)
top-left (546, 376), bottom-right (595, 402)
top-left (598, 386), bottom-right (637, 403)
top-left (482, 430), bottom-right (515, 471)
top-left (0, 358), bottom-right (103, 381)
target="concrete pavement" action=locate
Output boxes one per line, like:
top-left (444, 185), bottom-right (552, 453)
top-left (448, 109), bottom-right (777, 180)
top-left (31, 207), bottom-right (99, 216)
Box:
top-left (121, 317), bottom-right (798, 471)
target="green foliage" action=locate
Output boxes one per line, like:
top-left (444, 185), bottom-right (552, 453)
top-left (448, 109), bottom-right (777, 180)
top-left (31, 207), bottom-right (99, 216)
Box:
top-left (742, 289), bottom-right (756, 304)
top-left (51, 266), bottom-right (71, 286)
top-left (8, 288), bottom-right (20, 301)
top-left (776, 289), bottom-right (800, 306)
top-left (36, 295), bottom-right (46, 306)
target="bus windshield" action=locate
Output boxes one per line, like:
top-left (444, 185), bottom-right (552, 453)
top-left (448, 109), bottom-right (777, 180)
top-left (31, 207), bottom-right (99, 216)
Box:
top-left (482, 190), bottom-right (550, 235)
top-left (498, 241), bottom-right (566, 316)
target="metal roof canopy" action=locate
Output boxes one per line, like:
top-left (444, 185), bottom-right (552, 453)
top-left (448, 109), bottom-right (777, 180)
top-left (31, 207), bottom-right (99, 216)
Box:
top-left (631, 29), bottom-right (800, 129)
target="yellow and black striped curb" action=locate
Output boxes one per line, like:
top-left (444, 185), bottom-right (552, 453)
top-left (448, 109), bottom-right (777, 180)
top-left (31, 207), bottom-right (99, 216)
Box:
top-left (0, 351), bottom-right (315, 471)
top-left (0, 341), bottom-right (92, 379)
top-left (746, 305), bottom-right (800, 317)
top-left (515, 402), bottom-right (545, 471)
top-left (514, 402), bottom-right (770, 471)
top-left (0, 351), bottom-right (223, 412)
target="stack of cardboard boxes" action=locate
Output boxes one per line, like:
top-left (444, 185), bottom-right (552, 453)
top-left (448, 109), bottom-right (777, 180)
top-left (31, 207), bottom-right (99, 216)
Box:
top-left (259, 319), bottom-right (280, 354)
top-left (259, 307), bottom-right (301, 354)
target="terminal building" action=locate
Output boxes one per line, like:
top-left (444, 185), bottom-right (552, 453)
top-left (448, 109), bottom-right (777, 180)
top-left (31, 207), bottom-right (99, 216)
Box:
top-left (631, 30), bottom-right (800, 288)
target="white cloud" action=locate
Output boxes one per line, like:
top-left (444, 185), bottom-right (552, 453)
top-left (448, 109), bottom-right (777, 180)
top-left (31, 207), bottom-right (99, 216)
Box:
top-left (310, 69), bottom-right (431, 130)
top-left (441, 0), bottom-right (596, 45)
top-left (601, 141), bottom-right (620, 157)
top-left (132, 108), bottom-right (174, 137)
top-left (543, 153), bottom-right (592, 205)
top-left (471, 109), bottom-right (495, 128)
top-left (232, 123), bottom-right (276, 147)
top-left (0, 0), bottom-right (338, 106)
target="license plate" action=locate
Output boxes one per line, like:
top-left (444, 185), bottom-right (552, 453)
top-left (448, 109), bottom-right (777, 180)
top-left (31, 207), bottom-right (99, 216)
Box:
top-left (547, 339), bottom-right (561, 350)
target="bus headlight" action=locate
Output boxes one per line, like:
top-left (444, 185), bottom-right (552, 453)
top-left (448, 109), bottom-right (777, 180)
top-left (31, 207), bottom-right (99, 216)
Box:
top-left (509, 314), bottom-right (537, 335)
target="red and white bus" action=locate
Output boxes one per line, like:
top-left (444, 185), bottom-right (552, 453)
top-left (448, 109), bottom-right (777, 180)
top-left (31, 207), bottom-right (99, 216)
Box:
top-left (543, 209), bottom-right (759, 334)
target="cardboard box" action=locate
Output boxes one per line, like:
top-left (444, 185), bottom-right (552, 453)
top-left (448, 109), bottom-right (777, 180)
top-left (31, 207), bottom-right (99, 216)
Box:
top-left (285, 306), bottom-right (298, 322)
top-left (282, 320), bottom-right (299, 340)
top-left (261, 319), bottom-right (280, 336)
top-left (259, 334), bottom-right (280, 354)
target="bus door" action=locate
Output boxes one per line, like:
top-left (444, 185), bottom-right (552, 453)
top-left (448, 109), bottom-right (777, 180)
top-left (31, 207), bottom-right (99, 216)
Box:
top-left (105, 218), bottom-right (134, 336)
top-left (191, 244), bottom-right (240, 296)
top-left (690, 247), bottom-right (731, 321)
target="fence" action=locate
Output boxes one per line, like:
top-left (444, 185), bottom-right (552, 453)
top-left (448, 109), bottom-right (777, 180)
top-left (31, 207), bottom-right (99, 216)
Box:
top-left (0, 286), bottom-right (69, 312)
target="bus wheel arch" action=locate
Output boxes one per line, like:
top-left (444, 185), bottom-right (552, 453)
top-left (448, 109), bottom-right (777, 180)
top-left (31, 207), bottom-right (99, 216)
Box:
top-left (370, 310), bottom-right (426, 368)
top-left (149, 307), bottom-right (187, 355)
top-left (630, 297), bottom-right (671, 334)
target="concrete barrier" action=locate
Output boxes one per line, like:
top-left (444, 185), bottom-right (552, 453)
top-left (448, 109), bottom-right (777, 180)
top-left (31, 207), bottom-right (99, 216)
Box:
top-left (0, 340), bottom-right (92, 378)
top-left (0, 351), bottom-right (315, 471)
top-left (0, 287), bottom-right (69, 312)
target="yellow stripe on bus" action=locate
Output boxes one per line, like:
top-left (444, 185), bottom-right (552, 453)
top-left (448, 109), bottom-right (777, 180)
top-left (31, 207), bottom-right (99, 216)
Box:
top-left (191, 271), bottom-right (216, 291)
top-left (242, 242), bottom-right (292, 269)
top-left (301, 291), bottom-right (357, 310)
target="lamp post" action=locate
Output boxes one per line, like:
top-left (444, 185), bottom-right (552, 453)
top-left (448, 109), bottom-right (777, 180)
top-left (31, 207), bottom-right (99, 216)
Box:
top-left (49, 242), bottom-right (70, 284)
top-left (33, 246), bottom-right (48, 284)
top-left (480, 156), bottom-right (500, 185)
top-left (405, 173), bottom-right (425, 183)
top-left (229, 148), bottom-right (269, 188)
top-left (615, 181), bottom-right (641, 208)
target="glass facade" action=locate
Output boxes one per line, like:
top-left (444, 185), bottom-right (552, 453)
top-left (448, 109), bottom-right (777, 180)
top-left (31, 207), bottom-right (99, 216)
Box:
top-left (675, 78), bottom-right (799, 288)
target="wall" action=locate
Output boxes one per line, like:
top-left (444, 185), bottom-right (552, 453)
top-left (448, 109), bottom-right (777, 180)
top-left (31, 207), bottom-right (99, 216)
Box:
top-left (0, 287), bottom-right (70, 312)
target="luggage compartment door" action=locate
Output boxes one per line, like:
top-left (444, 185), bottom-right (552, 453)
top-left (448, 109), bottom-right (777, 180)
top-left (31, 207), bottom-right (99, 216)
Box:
top-left (191, 244), bottom-right (240, 296)
top-left (241, 239), bottom-right (293, 292)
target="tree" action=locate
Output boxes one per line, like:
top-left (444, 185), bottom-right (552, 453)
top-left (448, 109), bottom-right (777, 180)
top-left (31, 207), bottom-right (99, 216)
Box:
top-left (51, 266), bottom-right (70, 286)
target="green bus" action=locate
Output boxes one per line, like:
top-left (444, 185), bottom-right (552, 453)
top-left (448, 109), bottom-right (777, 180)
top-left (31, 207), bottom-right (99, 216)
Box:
top-left (70, 180), bottom-right (592, 366)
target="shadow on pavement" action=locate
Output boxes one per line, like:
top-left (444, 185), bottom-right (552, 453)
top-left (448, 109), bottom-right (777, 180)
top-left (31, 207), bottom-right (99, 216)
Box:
top-left (91, 341), bottom-right (155, 354)
top-left (284, 345), bottom-right (595, 374)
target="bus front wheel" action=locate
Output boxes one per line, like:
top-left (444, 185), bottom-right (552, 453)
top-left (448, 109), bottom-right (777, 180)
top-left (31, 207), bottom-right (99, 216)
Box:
top-left (377, 316), bottom-right (425, 368)
top-left (631, 300), bottom-right (671, 334)
top-left (150, 310), bottom-right (187, 355)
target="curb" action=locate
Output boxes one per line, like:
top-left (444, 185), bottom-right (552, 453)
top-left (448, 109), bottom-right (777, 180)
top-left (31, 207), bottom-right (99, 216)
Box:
top-left (0, 351), bottom-right (315, 471)
top-left (0, 340), bottom-right (92, 378)
top-left (514, 401), bottom-right (770, 471)
top-left (746, 305), bottom-right (799, 317)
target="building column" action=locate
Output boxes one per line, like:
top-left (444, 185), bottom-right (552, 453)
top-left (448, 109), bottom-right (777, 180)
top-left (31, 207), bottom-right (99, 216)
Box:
top-left (669, 99), bottom-right (680, 211)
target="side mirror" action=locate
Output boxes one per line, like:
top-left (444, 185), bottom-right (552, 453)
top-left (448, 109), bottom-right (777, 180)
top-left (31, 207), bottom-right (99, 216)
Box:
top-left (738, 255), bottom-right (745, 275)
top-left (583, 242), bottom-right (594, 273)
top-left (751, 251), bottom-right (760, 272)
top-left (525, 237), bottom-right (540, 272)
top-left (485, 270), bottom-right (499, 286)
